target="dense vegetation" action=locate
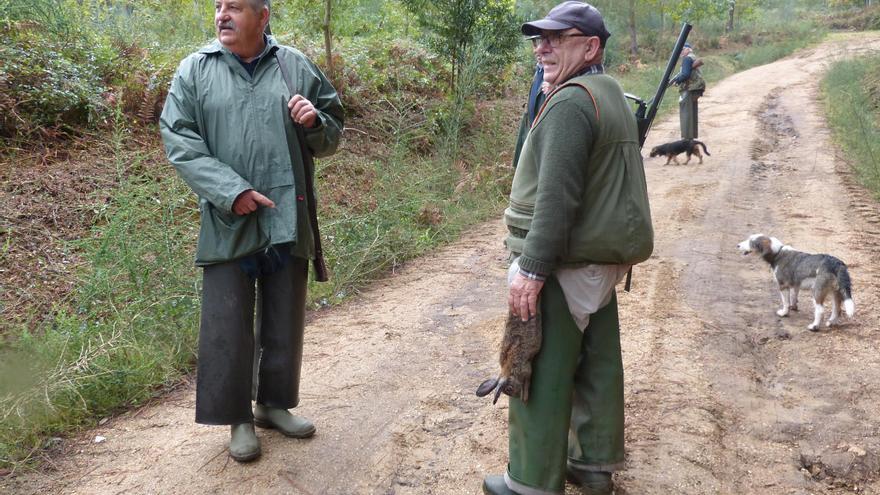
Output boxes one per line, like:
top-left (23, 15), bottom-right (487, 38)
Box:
top-left (0, 0), bottom-right (867, 470)
top-left (823, 51), bottom-right (880, 199)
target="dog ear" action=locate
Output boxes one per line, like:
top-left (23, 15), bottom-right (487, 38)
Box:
top-left (757, 237), bottom-right (773, 256)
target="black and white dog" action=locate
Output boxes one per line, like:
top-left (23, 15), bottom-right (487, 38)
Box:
top-left (737, 234), bottom-right (855, 331)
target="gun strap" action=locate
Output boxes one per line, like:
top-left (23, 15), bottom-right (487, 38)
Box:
top-left (274, 52), bottom-right (329, 282)
top-left (531, 80), bottom-right (599, 129)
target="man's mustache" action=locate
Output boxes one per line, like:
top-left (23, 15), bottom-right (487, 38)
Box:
top-left (218, 20), bottom-right (236, 30)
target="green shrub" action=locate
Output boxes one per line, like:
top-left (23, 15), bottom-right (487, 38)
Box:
top-left (823, 55), bottom-right (880, 198)
top-left (0, 25), bottom-right (110, 139)
top-left (824, 5), bottom-right (880, 31)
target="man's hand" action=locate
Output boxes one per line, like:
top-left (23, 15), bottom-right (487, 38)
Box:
top-left (288, 94), bottom-right (318, 128)
top-left (508, 272), bottom-right (544, 322)
top-left (232, 189), bottom-right (275, 215)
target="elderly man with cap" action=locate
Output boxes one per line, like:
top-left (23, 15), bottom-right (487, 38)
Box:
top-left (670, 42), bottom-right (706, 139)
top-left (485, 2), bottom-right (653, 494)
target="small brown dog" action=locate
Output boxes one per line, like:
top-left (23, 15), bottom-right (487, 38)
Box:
top-left (476, 310), bottom-right (542, 404)
top-left (649, 138), bottom-right (711, 165)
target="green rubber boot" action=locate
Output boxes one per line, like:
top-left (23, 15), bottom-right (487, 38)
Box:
top-left (229, 422), bottom-right (260, 462)
top-left (253, 404), bottom-right (316, 438)
top-left (566, 466), bottom-right (613, 495)
top-left (482, 475), bottom-right (518, 494)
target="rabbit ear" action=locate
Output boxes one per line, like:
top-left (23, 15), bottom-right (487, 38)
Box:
top-left (492, 377), bottom-right (508, 404)
top-left (476, 377), bottom-right (499, 397)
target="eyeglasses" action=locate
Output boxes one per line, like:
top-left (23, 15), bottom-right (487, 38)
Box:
top-left (529, 33), bottom-right (590, 48)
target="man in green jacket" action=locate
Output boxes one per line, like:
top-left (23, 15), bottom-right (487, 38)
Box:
top-left (484, 2), bottom-right (652, 494)
top-left (159, 0), bottom-right (343, 462)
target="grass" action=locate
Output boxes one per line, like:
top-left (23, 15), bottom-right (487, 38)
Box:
top-left (0, 20), bottom-right (831, 470)
top-left (822, 54), bottom-right (880, 199)
top-left (0, 115), bottom-right (201, 468)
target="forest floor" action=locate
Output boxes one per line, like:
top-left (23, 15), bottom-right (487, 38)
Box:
top-left (4, 33), bottom-right (880, 495)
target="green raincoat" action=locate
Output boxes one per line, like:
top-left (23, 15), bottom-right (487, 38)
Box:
top-left (160, 37), bottom-right (344, 265)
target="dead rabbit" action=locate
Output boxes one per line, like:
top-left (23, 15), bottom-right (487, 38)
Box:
top-left (476, 310), bottom-right (542, 404)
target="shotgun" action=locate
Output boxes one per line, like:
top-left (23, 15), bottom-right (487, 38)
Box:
top-left (621, 23), bottom-right (692, 291)
top-left (625, 22), bottom-right (692, 148)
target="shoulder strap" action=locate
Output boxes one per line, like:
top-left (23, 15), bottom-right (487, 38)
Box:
top-left (274, 51), bottom-right (330, 282)
top-left (531, 79), bottom-right (600, 129)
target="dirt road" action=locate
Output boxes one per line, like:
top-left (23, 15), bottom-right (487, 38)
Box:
top-left (5, 33), bottom-right (880, 495)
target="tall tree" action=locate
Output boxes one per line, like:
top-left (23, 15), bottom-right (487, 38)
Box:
top-left (664, 0), bottom-right (726, 23)
top-left (723, 0), bottom-right (762, 32)
top-left (726, 0), bottom-right (735, 32)
top-left (401, 0), bottom-right (517, 90)
top-left (628, 0), bottom-right (639, 59)
top-left (323, 0), bottom-right (334, 78)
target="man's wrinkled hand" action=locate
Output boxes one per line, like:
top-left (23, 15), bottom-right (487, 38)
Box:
top-left (288, 94), bottom-right (318, 128)
top-left (508, 272), bottom-right (544, 322)
top-left (232, 189), bottom-right (275, 215)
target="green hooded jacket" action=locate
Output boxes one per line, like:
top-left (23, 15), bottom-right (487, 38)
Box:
top-left (160, 36), bottom-right (344, 265)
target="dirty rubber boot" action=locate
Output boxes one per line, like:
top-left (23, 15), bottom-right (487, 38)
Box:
top-left (566, 467), bottom-right (613, 495)
top-left (229, 422), bottom-right (261, 462)
top-left (482, 475), bottom-right (518, 495)
top-left (253, 404), bottom-right (316, 438)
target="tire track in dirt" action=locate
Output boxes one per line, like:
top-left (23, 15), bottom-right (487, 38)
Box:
top-left (623, 33), bottom-right (880, 494)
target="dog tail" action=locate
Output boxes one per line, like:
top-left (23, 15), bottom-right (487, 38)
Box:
top-left (695, 140), bottom-right (711, 156)
top-left (835, 263), bottom-right (855, 317)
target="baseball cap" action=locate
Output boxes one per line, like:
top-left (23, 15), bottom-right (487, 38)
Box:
top-left (522, 1), bottom-right (611, 47)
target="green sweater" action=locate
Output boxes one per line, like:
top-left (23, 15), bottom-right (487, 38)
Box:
top-left (503, 73), bottom-right (653, 276)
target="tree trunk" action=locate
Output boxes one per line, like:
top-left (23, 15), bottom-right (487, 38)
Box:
top-left (726, 1), bottom-right (735, 33)
top-left (323, 0), bottom-right (334, 78)
top-left (628, 0), bottom-right (638, 60)
top-left (451, 45), bottom-right (458, 92)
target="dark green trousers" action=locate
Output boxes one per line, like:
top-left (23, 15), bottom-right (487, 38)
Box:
top-left (679, 89), bottom-right (701, 139)
top-left (507, 277), bottom-right (624, 495)
top-left (195, 256), bottom-right (308, 425)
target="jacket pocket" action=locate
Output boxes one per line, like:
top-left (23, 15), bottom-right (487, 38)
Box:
top-left (195, 200), bottom-right (269, 265)
top-left (264, 167), bottom-right (296, 189)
